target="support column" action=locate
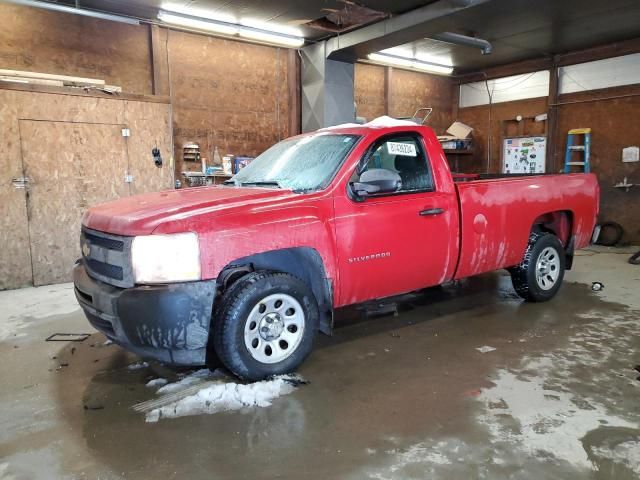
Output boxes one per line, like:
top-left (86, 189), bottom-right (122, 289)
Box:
top-left (300, 42), bottom-right (355, 132)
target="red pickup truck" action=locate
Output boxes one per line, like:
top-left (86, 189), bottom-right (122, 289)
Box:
top-left (74, 122), bottom-right (599, 381)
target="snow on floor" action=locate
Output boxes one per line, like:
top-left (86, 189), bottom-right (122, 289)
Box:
top-left (140, 369), bottom-right (303, 423)
top-left (0, 283), bottom-right (80, 342)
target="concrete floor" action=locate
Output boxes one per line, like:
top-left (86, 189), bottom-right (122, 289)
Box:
top-left (1, 246), bottom-right (639, 480)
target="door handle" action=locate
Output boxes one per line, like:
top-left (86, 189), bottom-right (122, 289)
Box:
top-left (419, 208), bottom-right (445, 216)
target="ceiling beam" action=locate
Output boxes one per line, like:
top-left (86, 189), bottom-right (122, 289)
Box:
top-left (325, 0), bottom-right (494, 62)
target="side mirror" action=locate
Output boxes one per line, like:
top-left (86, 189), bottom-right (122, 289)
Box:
top-left (350, 168), bottom-right (402, 201)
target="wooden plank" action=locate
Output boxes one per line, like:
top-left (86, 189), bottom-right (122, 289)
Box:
top-left (0, 76), bottom-right (64, 87)
top-left (19, 120), bottom-right (129, 286)
top-left (150, 25), bottom-right (170, 96)
top-left (0, 69), bottom-right (105, 86)
top-left (0, 81), bottom-right (169, 104)
top-left (0, 90), bottom-right (32, 290)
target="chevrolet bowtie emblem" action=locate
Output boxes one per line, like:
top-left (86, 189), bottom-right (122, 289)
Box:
top-left (82, 243), bottom-right (90, 257)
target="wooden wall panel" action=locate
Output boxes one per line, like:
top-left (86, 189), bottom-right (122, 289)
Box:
top-left (16, 91), bottom-right (125, 124)
top-left (124, 101), bottom-right (174, 194)
top-left (456, 97), bottom-right (549, 174)
top-left (168, 31), bottom-right (290, 173)
top-left (0, 3), bottom-right (153, 94)
top-left (0, 91), bottom-right (32, 290)
top-left (354, 63), bottom-right (386, 121)
top-left (389, 69), bottom-right (454, 134)
top-left (1, 86), bottom-right (173, 288)
top-left (20, 121), bottom-right (129, 286)
top-left (557, 85), bottom-right (640, 242)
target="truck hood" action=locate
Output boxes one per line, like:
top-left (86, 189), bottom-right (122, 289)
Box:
top-left (82, 186), bottom-right (295, 236)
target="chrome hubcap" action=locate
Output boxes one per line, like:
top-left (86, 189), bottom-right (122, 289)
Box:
top-left (535, 246), bottom-right (560, 290)
top-left (244, 293), bottom-right (305, 364)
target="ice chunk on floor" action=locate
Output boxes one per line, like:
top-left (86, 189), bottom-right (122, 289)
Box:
top-left (145, 378), bottom-right (168, 388)
top-left (127, 361), bottom-right (148, 370)
top-left (143, 372), bottom-right (303, 423)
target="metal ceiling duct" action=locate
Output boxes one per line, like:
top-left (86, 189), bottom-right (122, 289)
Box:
top-left (430, 32), bottom-right (492, 54)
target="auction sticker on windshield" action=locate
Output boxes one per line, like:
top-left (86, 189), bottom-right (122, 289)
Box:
top-left (387, 142), bottom-right (416, 156)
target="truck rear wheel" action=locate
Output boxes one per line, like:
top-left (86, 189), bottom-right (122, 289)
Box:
top-left (510, 232), bottom-right (565, 302)
top-left (212, 271), bottom-right (319, 381)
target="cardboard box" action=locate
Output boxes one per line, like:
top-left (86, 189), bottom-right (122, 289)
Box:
top-left (437, 121), bottom-right (473, 143)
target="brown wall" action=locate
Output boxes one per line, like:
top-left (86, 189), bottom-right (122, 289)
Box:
top-left (0, 86), bottom-right (173, 289)
top-left (354, 63), bottom-right (455, 134)
top-left (354, 63), bottom-right (386, 121)
top-left (456, 83), bottom-right (640, 242)
top-left (164, 30), bottom-right (292, 173)
top-left (557, 85), bottom-right (640, 241)
top-left (389, 68), bottom-right (454, 134)
top-left (0, 3), bottom-right (153, 94)
top-left (457, 97), bottom-right (549, 173)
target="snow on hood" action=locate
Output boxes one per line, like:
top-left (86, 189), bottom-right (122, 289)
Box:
top-left (136, 369), bottom-right (304, 422)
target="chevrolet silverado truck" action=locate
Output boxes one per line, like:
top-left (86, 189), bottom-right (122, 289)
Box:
top-left (74, 120), bottom-right (599, 381)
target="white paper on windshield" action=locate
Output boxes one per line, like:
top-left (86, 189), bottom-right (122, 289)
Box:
top-left (387, 142), bottom-right (417, 157)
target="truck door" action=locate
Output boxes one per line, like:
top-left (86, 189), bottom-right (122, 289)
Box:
top-left (333, 132), bottom-right (458, 306)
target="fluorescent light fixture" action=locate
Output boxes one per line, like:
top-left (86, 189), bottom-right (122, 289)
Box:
top-left (6, 0), bottom-right (139, 24)
top-left (157, 11), bottom-right (238, 35)
top-left (367, 52), bottom-right (453, 75)
top-left (239, 29), bottom-right (304, 48)
top-left (157, 10), bottom-right (305, 48)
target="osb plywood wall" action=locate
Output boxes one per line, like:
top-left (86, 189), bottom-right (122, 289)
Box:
top-left (389, 68), bottom-right (453, 134)
top-left (354, 63), bottom-right (455, 134)
top-left (166, 31), bottom-right (292, 173)
top-left (456, 97), bottom-right (549, 174)
top-left (557, 85), bottom-right (640, 241)
top-left (0, 3), bottom-right (153, 94)
top-left (354, 63), bottom-right (386, 121)
top-left (456, 82), bottom-right (640, 242)
top-left (0, 88), bottom-right (173, 289)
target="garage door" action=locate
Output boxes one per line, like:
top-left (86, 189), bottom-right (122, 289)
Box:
top-left (19, 120), bottom-right (129, 286)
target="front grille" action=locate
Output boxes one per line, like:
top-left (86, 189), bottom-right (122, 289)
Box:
top-left (83, 230), bottom-right (124, 252)
top-left (86, 258), bottom-right (124, 280)
top-left (81, 227), bottom-right (134, 288)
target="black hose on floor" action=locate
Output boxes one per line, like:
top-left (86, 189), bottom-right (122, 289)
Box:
top-left (629, 250), bottom-right (640, 265)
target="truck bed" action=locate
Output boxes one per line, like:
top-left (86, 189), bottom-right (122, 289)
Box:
top-left (453, 173), bottom-right (599, 280)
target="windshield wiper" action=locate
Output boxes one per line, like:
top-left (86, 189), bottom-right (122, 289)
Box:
top-left (234, 181), bottom-right (282, 188)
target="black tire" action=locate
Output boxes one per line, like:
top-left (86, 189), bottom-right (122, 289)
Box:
top-left (595, 221), bottom-right (623, 246)
top-left (212, 271), bottom-right (319, 381)
top-left (510, 232), bottom-right (566, 302)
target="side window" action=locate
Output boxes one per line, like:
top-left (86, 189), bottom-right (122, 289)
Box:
top-left (351, 134), bottom-right (433, 194)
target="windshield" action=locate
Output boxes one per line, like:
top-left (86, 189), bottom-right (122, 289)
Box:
top-left (228, 133), bottom-right (360, 191)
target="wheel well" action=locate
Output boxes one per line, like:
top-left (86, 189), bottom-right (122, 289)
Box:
top-left (217, 247), bottom-right (334, 335)
top-left (532, 210), bottom-right (575, 269)
top-left (532, 210), bottom-right (573, 245)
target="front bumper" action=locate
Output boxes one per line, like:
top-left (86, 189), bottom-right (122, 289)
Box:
top-left (73, 263), bottom-right (217, 365)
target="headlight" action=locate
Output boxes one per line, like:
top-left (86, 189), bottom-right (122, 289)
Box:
top-left (131, 233), bottom-right (201, 284)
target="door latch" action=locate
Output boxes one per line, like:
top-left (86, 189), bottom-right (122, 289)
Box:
top-left (11, 176), bottom-right (30, 189)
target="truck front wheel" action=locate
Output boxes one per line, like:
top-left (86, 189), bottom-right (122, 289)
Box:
top-left (510, 232), bottom-right (566, 302)
top-left (212, 271), bottom-right (319, 381)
